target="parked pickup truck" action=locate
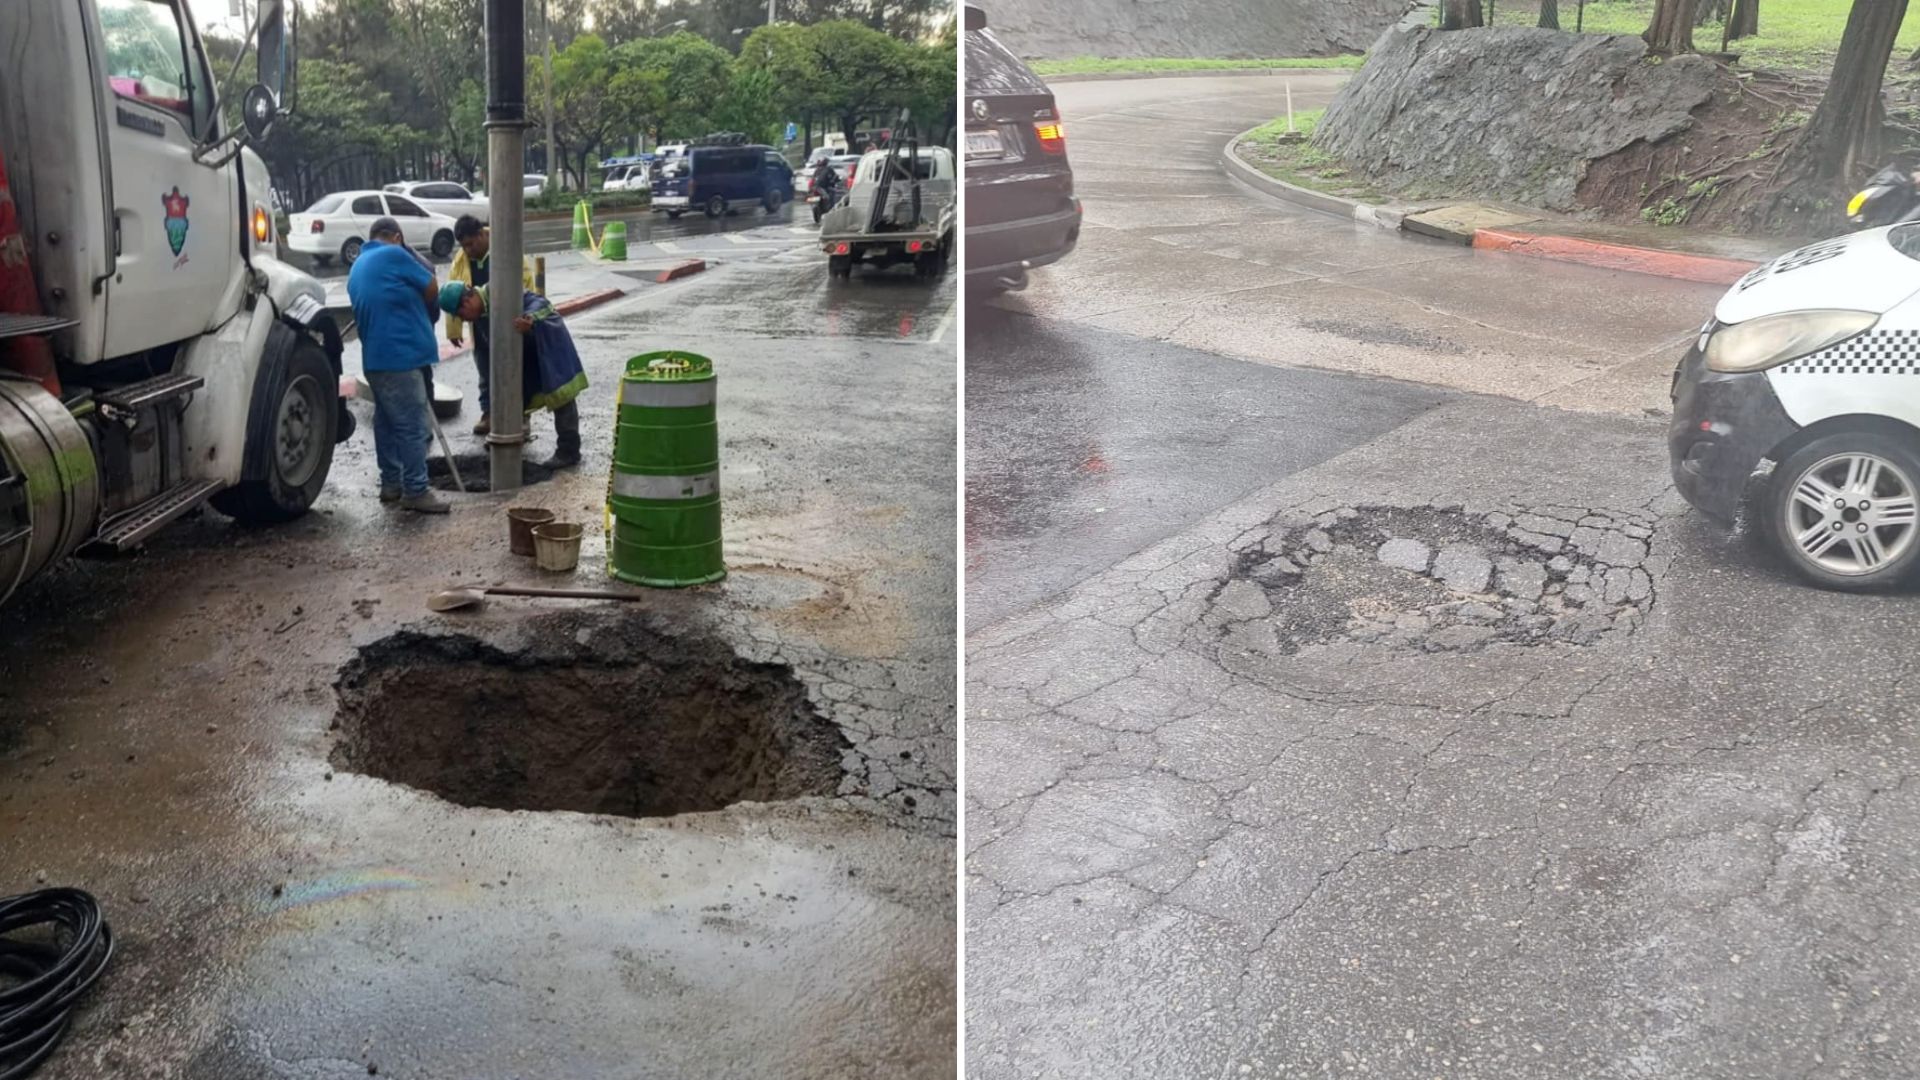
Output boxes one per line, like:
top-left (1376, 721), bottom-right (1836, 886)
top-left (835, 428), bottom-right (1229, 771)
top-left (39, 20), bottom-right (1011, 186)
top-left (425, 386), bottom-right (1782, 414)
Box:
top-left (819, 143), bottom-right (956, 282)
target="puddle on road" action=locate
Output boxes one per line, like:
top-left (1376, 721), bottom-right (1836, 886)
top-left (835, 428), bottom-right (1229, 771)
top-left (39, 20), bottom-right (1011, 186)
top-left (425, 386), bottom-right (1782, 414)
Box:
top-left (427, 453), bottom-right (558, 493)
top-left (331, 619), bottom-right (848, 818)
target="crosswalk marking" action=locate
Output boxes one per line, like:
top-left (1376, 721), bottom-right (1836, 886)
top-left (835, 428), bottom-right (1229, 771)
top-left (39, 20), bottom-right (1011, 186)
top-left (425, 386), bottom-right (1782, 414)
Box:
top-left (656, 240), bottom-right (684, 254)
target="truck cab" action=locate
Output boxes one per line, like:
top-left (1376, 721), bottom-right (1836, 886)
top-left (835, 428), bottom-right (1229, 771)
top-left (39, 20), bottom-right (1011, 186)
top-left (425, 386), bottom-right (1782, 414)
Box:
top-left (0, 0), bottom-right (338, 608)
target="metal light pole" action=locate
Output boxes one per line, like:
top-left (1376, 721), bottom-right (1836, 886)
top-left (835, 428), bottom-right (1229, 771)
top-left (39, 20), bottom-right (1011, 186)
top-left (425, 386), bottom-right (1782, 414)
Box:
top-left (542, 0), bottom-right (557, 194)
top-left (484, 0), bottom-right (526, 493)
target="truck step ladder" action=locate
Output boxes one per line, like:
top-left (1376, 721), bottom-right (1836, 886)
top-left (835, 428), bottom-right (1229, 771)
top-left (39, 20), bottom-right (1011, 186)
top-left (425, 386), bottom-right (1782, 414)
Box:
top-left (0, 313), bottom-right (77, 342)
top-left (95, 371), bottom-right (204, 411)
top-left (88, 478), bottom-right (222, 552)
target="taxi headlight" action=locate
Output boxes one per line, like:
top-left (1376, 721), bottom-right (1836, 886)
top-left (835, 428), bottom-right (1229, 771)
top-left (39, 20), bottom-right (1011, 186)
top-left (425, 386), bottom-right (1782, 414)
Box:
top-left (1704, 309), bottom-right (1879, 373)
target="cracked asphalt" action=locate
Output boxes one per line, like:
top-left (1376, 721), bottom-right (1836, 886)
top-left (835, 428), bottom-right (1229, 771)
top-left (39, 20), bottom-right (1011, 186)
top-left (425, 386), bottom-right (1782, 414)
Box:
top-left (966, 74), bottom-right (1920, 1078)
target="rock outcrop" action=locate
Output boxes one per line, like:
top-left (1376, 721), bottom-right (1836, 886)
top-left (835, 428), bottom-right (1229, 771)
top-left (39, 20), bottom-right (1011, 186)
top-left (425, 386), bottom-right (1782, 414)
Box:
top-left (1315, 26), bottom-right (1719, 210)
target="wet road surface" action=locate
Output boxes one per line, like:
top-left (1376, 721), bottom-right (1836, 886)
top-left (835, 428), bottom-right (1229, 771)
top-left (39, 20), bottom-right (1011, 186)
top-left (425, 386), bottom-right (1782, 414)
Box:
top-left (966, 74), bottom-right (1920, 1079)
top-left (2, 224), bottom-right (956, 1078)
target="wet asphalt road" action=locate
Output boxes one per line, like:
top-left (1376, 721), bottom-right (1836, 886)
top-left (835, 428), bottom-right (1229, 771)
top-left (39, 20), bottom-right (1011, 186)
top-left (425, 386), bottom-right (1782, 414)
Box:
top-left (965, 309), bottom-right (1452, 629)
top-left (1, 222), bottom-right (957, 1078)
top-left (966, 74), bottom-right (1920, 1078)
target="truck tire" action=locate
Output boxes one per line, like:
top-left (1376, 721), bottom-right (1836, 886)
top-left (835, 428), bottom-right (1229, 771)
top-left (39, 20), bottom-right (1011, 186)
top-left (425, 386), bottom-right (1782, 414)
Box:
top-left (211, 327), bottom-right (338, 524)
top-left (829, 253), bottom-right (853, 281)
top-left (431, 230), bottom-right (455, 259)
top-left (705, 195), bottom-right (726, 219)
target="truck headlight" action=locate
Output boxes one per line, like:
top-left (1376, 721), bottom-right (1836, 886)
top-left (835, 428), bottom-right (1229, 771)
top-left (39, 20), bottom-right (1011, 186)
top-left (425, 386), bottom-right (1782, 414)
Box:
top-left (1704, 309), bottom-right (1878, 373)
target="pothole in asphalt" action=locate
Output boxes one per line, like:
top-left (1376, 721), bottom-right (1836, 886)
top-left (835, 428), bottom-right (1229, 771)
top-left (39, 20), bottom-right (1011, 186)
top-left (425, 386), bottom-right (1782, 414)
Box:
top-left (426, 453), bottom-right (557, 493)
top-left (330, 620), bottom-right (849, 818)
top-left (1213, 504), bottom-right (1657, 655)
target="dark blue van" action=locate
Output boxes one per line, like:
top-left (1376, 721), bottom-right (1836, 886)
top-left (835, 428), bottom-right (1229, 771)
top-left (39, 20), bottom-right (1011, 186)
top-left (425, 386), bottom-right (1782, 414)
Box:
top-left (652, 145), bottom-right (794, 219)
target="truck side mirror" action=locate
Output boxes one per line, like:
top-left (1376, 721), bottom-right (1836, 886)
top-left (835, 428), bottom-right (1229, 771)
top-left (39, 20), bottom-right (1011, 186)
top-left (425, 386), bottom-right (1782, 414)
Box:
top-left (256, 0), bottom-right (288, 106)
top-left (963, 5), bottom-right (986, 31)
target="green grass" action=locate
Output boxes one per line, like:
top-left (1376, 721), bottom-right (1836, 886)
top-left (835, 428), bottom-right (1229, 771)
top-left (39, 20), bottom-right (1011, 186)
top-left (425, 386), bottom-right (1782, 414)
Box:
top-left (1476, 0), bottom-right (1920, 73)
top-left (1234, 109), bottom-right (1390, 203)
top-left (1244, 108), bottom-right (1325, 144)
top-left (1029, 55), bottom-right (1367, 76)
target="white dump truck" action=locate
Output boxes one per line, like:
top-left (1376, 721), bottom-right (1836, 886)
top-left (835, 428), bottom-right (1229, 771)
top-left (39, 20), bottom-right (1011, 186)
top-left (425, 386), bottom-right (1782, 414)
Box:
top-left (0, 0), bottom-right (341, 609)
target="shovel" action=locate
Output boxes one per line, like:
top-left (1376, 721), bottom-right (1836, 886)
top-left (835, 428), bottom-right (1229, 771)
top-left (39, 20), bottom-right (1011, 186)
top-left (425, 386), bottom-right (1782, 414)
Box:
top-left (428, 583), bottom-right (648, 612)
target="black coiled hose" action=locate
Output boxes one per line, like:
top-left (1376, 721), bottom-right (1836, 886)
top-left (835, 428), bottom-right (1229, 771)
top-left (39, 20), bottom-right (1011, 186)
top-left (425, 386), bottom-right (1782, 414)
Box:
top-left (0, 889), bottom-right (112, 1080)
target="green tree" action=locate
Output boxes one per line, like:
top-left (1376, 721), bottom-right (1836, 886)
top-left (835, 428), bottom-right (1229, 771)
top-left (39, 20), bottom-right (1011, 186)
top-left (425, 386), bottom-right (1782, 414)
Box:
top-left (259, 59), bottom-right (414, 206)
top-left (393, 0), bottom-right (487, 183)
top-left (740, 21), bottom-right (922, 145)
top-left (550, 34), bottom-right (634, 187)
top-left (616, 31), bottom-right (733, 140)
top-left (711, 65), bottom-right (784, 145)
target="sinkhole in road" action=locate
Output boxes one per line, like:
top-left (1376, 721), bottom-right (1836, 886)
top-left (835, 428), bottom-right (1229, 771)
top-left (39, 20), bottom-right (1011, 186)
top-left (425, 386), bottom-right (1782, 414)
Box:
top-left (330, 622), bottom-right (848, 818)
top-left (427, 453), bottom-right (557, 493)
top-left (1214, 504), bottom-right (1658, 655)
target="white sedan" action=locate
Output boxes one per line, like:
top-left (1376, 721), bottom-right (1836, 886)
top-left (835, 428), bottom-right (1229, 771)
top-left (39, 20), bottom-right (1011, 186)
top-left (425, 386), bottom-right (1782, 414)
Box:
top-left (384, 180), bottom-right (490, 223)
top-left (285, 190), bottom-right (459, 267)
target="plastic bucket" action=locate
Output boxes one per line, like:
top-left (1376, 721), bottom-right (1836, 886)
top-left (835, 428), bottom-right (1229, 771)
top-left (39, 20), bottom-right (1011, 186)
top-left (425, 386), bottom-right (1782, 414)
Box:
top-left (507, 507), bottom-right (556, 556)
top-left (532, 521), bottom-right (583, 573)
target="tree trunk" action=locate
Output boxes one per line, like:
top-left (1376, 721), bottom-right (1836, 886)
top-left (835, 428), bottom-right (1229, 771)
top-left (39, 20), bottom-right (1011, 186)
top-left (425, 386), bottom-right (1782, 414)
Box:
top-left (1643, 0), bottom-right (1699, 52)
top-left (843, 112), bottom-right (859, 147)
top-left (1792, 0), bottom-right (1910, 183)
top-left (1727, 0), bottom-right (1758, 40)
top-left (1695, 0), bottom-right (1727, 26)
top-left (1538, 0), bottom-right (1560, 28)
top-left (1440, 0), bottom-right (1484, 29)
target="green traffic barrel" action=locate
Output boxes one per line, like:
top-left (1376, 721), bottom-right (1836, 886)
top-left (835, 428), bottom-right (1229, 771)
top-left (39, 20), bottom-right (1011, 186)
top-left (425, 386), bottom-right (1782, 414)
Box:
top-left (607, 351), bottom-right (724, 587)
top-left (602, 221), bottom-right (627, 261)
top-left (571, 200), bottom-right (591, 249)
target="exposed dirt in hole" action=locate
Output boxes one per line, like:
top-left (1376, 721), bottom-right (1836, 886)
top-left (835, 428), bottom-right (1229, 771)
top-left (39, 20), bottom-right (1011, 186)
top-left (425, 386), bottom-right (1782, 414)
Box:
top-left (331, 618), bottom-right (849, 818)
top-left (427, 453), bottom-right (557, 493)
top-left (1211, 504), bottom-right (1657, 655)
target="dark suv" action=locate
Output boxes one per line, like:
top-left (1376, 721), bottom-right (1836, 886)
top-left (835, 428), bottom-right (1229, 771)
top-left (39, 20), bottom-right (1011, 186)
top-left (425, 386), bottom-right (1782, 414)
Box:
top-left (963, 5), bottom-right (1082, 295)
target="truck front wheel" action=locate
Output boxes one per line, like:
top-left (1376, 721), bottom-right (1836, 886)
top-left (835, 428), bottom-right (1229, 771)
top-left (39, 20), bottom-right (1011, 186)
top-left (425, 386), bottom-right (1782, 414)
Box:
top-left (211, 329), bottom-right (337, 524)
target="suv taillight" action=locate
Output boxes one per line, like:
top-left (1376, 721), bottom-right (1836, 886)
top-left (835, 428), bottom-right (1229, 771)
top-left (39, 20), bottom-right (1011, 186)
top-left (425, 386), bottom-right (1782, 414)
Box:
top-left (1034, 111), bottom-right (1065, 154)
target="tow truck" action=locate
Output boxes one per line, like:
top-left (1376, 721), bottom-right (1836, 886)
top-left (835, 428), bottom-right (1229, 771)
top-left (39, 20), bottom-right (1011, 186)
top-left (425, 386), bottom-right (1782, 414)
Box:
top-left (819, 121), bottom-right (956, 283)
top-left (0, 0), bottom-right (340, 609)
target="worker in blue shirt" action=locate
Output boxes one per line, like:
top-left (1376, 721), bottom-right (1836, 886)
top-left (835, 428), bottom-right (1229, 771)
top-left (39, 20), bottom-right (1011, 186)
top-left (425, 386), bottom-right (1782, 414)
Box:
top-left (347, 217), bottom-right (449, 513)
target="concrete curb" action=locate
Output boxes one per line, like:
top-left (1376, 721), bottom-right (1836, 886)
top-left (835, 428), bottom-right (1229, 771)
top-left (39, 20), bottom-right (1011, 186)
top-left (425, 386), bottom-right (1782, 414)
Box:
top-left (1470, 228), bottom-right (1760, 286)
top-left (1223, 125), bottom-right (1767, 285)
top-left (655, 259), bottom-right (708, 283)
top-left (1221, 131), bottom-right (1403, 229)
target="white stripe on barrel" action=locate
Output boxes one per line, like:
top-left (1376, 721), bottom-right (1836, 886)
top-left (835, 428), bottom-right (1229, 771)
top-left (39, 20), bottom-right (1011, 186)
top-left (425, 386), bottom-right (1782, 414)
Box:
top-left (620, 380), bottom-right (717, 407)
top-left (612, 470), bottom-right (719, 500)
